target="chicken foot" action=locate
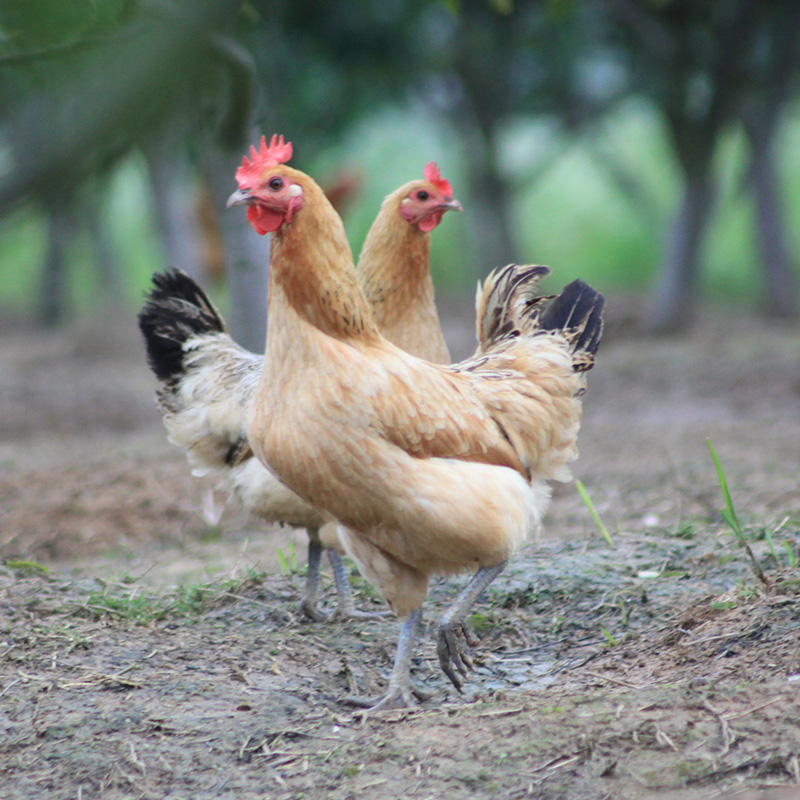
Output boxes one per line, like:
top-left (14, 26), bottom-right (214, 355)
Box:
top-left (437, 561), bottom-right (507, 691)
top-left (326, 549), bottom-right (390, 621)
top-left (298, 536), bottom-right (328, 622)
top-left (298, 539), bottom-right (387, 623)
top-left (343, 607), bottom-right (431, 711)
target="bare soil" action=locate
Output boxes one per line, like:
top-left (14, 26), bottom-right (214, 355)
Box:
top-left (1, 297), bottom-right (800, 800)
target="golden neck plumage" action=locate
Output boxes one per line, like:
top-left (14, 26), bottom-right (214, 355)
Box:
top-left (266, 177), bottom-right (381, 347)
top-left (358, 189), bottom-right (432, 311)
top-left (356, 189), bottom-right (450, 364)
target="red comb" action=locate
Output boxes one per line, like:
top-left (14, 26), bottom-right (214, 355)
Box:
top-left (236, 134), bottom-right (293, 186)
top-left (423, 162), bottom-right (453, 197)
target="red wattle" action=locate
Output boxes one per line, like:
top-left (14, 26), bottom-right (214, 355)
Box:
top-left (418, 211), bottom-right (442, 233)
top-left (247, 204), bottom-right (285, 235)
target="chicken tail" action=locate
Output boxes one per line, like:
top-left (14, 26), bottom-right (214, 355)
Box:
top-left (537, 278), bottom-right (604, 372)
top-left (138, 269), bottom-right (227, 384)
top-left (138, 270), bottom-right (260, 475)
top-left (476, 264), bottom-right (604, 371)
top-left (475, 264), bottom-right (551, 350)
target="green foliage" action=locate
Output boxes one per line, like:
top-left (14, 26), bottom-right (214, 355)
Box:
top-left (0, 0), bottom-right (129, 51)
top-left (1, 0), bottom-right (799, 320)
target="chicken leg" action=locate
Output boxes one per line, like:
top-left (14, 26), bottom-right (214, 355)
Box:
top-left (298, 535), bottom-right (327, 622)
top-left (437, 561), bottom-right (507, 691)
top-left (326, 549), bottom-right (389, 621)
top-left (298, 535), bottom-right (387, 623)
top-left (344, 607), bottom-right (431, 711)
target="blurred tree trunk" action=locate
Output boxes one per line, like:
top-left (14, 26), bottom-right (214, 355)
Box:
top-left (205, 146), bottom-right (269, 353)
top-left (745, 120), bottom-right (798, 319)
top-left (648, 170), bottom-right (715, 333)
top-left (451, 10), bottom-right (519, 280)
top-left (84, 181), bottom-right (123, 302)
top-left (460, 124), bottom-right (518, 280)
top-left (739, 2), bottom-right (800, 320)
top-left (143, 124), bottom-right (204, 279)
top-left (39, 192), bottom-right (74, 326)
top-left (201, 33), bottom-right (268, 353)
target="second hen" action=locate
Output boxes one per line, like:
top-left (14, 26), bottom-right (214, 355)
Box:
top-left (138, 161), bottom-right (461, 621)
top-left (229, 135), bottom-right (604, 708)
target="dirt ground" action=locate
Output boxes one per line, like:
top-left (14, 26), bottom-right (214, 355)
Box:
top-left (1, 295), bottom-right (799, 800)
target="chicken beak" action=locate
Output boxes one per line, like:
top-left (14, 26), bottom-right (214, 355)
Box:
top-left (226, 188), bottom-right (251, 209)
top-left (439, 198), bottom-right (463, 213)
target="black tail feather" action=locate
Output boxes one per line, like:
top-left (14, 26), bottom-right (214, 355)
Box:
top-left (539, 279), bottom-right (605, 362)
top-left (138, 270), bottom-right (227, 382)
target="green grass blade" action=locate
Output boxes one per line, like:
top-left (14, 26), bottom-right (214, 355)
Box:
top-left (277, 548), bottom-right (288, 575)
top-left (707, 438), bottom-right (770, 589)
top-left (576, 480), bottom-right (614, 548)
top-left (707, 439), bottom-right (741, 531)
top-left (599, 626), bottom-right (616, 646)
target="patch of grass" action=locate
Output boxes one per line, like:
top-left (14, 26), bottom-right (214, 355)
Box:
top-left (468, 611), bottom-right (492, 634)
top-left (673, 523), bottom-right (696, 540)
top-left (81, 569), bottom-right (269, 624)
top-left (4, 559), bottom-right (50, 576)
top-left (499, 584), bottom-right (536, 609)
top-left (348, 574), bottom-right (382, 602)
top-left (85, 587), bottom-right (167, 623)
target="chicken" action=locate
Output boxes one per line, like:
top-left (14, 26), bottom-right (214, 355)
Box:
top-left (358, 161), bottom-right (458, 364)
top-left (138, 157), bottom-right (462, 622)
top-left (228, 134), bottom-right (604, 709)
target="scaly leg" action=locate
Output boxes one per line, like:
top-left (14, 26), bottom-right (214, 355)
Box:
top-left (437, 561), bottom-right (507, 691)
top-left (344, 607), bottom-right (430, 711)
top-left (298, 535), bottom-right (327, 622)
top-left (326, 549), bottom-right (389, 622)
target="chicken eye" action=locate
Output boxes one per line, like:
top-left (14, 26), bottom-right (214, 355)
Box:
top-left (269, 177), bottom-right (284, 191)
top-left (416, 190), bottom-right (429, 201)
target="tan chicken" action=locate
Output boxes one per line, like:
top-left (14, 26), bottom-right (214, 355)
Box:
top-left (228, 135), bottom-right (604, 709)
top-left (138, 160), bottom-right (461, 622)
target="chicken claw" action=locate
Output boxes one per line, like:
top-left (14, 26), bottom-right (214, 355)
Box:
top-left (341, 608), bottom-right (426, 712)
top-left (437, 621), bottom-right (480, 691)
top-left (435, 562), bottom-right (507, 691)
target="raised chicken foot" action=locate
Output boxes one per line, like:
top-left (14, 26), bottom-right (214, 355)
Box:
top-left (437, 562), bottom-right (508, 691)
top-left (326, 549), bottom-right (390, 622)
top-left (342, 608), bottom-right (430, 711)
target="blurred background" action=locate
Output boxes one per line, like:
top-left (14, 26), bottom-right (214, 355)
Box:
top-left (0, 0), bottom-right (799, 599)
top-left (2, 0), bottom-right (799, 345)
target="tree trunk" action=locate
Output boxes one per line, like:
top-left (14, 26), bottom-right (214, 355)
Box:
top-left (204, 146), bottom-right (269, 353)
top-left (143, 129), bottom-right (204, 280)
top-left (39, 195), bottom-right (73, 326)
top-left (460, 124), bottom-right (518, 280)
top-left (744, 121), bottom-right (799, 320)
top-left (647, 172), bottom-right (715, 333)
top-left (467, 161), bottom-right (518, 279)
top-left (84, 180), bottom-right (123, 302)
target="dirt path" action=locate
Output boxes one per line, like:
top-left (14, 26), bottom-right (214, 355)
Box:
top-left (1, 300), bottom-right (799, 799)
